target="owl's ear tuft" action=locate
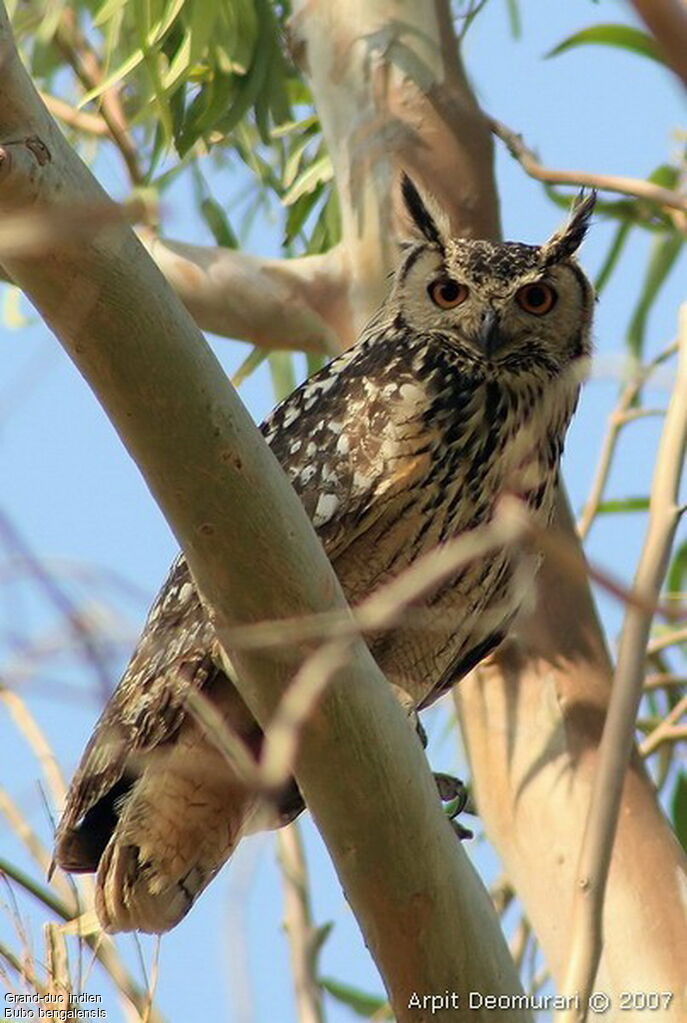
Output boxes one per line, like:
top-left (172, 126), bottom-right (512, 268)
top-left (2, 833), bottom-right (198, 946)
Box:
top-left (400, 173), bottom-right (447, 249)
top-left (540, 190), bottom-right (596, 266)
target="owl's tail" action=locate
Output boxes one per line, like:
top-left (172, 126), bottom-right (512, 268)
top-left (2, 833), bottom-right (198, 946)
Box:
top-left (58, 740), bottom-right (304, 934)
top-left (92, 749), bottom-right (259, 932)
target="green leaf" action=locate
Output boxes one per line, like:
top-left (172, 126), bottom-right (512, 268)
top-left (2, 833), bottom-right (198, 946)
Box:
top-left (81, 0), bottom-right (189, 106)
top-left (647, 164), bottom-right (680, 190)
top-left (283, 153), bottom-right (333, 206)
top-left (593, 220), bottom-right (631, 294)
top-left (283, 132), bottom-right (316, 189)
top-left (268, 352), bottom-right (297, 402)
top-left (230, 346), bottom-right (268, 390)
top-left (93, 0), bottom-right (130, 29)
top-left (671, 773), bottom-right (687, 855)
top-left (306, 352), bottom-right (327, 376)
top-left (320, 977), bottom-right (389, 1019)
top-left (546, 24), bottom-right (664, 65)
top-left (283, 186), bottom-right (325, 246)
top-left (307, 186), bottom-right (341, 254)
top-left (667, 540), bottom-right (687, 595)
top-left (176, 69), bottom-right (236, 154)
top-left (627, 233), bottom-right (683, 358)
top-left (504, 0), bottom-right (521, 40)
top-left (596, 497), bottom-right (650, 515)
top-left (200, 198), bottom-right (238, 248)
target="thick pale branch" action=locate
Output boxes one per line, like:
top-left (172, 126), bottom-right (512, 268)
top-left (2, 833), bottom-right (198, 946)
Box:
top-left (0, 5), bottom-right (527, 1018)
top-left (139, 232), bottom-right (348, 354)
top-left (0, 219), bottom-right (348, 355)
top-left (558, 306), bottom-right (687, 1019)
top-left (628, 0), bottom-right (687, 88)
top-left (292, 0), bottom-right (687, 1008)
top-left (290, 0), bottom-right (499, 333)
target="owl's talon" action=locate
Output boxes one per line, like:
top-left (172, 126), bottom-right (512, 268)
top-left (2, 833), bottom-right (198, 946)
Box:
top-left (450, 819), bottom-right (474, 841)
top-left (433, 772), bottom-right (474, 839)
top-left (433, 771), bottom-right (468, 809)
top-left (414, 714), bottom-right (428, 749)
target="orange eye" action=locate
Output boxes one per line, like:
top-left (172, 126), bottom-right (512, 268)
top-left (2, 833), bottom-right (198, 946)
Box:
top-left (516, 282), bottom-right (557, 315)
top-left (428, 278), bottom-right (469, 309)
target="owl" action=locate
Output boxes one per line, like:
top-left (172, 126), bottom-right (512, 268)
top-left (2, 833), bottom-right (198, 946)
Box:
top-left (54, 176), bottom-right (595, 933)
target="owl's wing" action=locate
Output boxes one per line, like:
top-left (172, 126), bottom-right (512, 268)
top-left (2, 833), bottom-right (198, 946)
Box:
top-left (56, 336), bottom-right (399, 873)
top-left (263, 332), bottom-right (401, 560)
top-left (54, 555), bottom-right (223, 870)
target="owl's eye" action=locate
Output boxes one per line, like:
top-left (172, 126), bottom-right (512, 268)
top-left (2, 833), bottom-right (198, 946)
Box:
top-left (516, 282), bottom-right (557, 315)
top-left (428, 278), bottom-right (469, 309)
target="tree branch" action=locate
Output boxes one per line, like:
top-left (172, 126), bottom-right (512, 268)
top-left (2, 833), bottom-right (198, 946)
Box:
top-left (577, 340), bottom-right (679, 539)
top-left (39, 92), bottom-right (108, 137)
top-left (277, 824), bottom-right (325, 1023)
top-left (628, 0), bottom-right (687, 88)
top-left (0, 4), bottom-right (528, 1018)
top-left (640, 695), bottom-right (687, 756)
top-left (292, 0), bottom-right (687, 1009)
top-left (53, 8), bottom-right (144, 185)
top-left (558, 304), bottom-right (687, 1021)
top-left (138, 232), bottom-right (348, 353)
top-left (290, 0), bottom-right (499, 336)
top-left (490, 118), bottom-right (687, 221)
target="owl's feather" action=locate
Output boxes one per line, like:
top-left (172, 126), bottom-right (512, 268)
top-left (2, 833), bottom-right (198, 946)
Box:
top-left (55, 179), bottom-right (595, 933)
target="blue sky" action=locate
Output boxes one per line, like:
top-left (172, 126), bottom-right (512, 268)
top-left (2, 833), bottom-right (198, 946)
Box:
top-left (1, 1), bottom-right (685, 1021)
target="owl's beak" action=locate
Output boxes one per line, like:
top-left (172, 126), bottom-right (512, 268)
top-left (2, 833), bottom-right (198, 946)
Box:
top-left (475, 308), bottom-right (504, 358)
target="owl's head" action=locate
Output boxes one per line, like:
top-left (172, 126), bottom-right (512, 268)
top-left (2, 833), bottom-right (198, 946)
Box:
top-left (390, 175), bottom-right (595, 375)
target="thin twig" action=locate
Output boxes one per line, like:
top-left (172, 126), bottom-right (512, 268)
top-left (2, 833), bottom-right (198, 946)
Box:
top-left (0, 857), bottom-right (165, 1022)
top-left (277, 824), bottom-right (326, 1023)
top-left (53, 9), bottom-right (144, 184)
top-left (39, 92), bottom-right (108, 137)
top-left (0, 786), bottom-right (74, 906)
top-left (0, 938), bottom-right (51, 997)
top-left (184, 687), bottom-right (262, 789)
top-left (490, 118), bottom-right (687, 218)
top-left (557, 305), bottom-right (687, 1023)
top-left (639, 695), bottom-right (687, 757)
top-left (221, 501), bottom-right (530, 654)
top-left (260, 500), bottom-right (529, 788)
top-left (578, 341), bottom-right (679, 539)
top-left (647, 624), bottom-right (687, 654)
top-left (0, 188), bottom-right (147, 262)
top-left (193, 493), bottom-right (684, 799)
top-left (644, 672), bottom-right (687, 689)
top-left (0, 687), bottom-right (66, 809)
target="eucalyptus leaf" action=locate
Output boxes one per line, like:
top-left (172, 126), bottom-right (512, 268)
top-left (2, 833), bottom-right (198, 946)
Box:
top-left (320, 977), bottom-right (389, 1018)
top-left (671, 773), bottom-right (687, 855)
top-left (596, 496), bottom-right (650, 515)
top-left (627, 234), bottom-right (683, 357)
top-left (546, 24), bottom-right (664, 65)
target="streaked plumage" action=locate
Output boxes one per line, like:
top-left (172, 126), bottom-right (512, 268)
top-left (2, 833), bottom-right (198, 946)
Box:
top-left (55, 177), bottom-right (595, 933)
